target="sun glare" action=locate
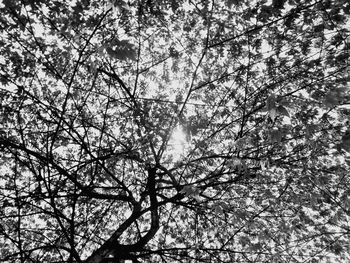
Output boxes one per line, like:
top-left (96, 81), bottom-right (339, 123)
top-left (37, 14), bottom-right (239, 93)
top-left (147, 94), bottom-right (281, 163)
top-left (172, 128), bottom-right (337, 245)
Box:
top-left (168, 125), bottom-right (187, 158)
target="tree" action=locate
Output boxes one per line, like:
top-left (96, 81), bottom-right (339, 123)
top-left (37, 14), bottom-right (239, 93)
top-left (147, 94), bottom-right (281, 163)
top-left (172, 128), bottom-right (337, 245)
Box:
top-left (1, 0), bottom-right (350, 262)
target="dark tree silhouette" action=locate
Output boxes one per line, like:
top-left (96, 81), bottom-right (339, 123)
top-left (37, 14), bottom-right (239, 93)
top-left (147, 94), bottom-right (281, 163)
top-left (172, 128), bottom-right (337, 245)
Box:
top-left (1, 0), bottom-right (350, 262)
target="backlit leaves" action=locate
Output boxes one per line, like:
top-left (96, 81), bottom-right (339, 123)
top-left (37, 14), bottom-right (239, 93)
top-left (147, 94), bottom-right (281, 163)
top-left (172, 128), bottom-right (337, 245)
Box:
top-left (104, 39), bottom-right (137, 61)
top-left (0, 0), bottom-right (350, 263)
top-left (324, 87), bottom-right (350, 107)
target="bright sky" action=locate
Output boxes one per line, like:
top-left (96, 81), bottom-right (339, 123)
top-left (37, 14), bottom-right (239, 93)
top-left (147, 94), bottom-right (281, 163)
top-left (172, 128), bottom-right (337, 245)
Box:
top-left (167, 125), bottom-right (188, 161)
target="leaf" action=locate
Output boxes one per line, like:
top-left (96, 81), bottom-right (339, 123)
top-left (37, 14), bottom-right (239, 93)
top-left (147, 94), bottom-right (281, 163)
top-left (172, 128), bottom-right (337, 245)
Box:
top-left (270, 129), bottom-right (282, 143)
top-left (258, 5), bottom-right (275, 23)
top-left (276, 105), bottom-right (290, 117)
top-left (260, 159), bottom-right (269, 170)
top-left (3, 0), bottom-right (17, 9)
top-left (228, 157), bottom-right (241, 168)
top-left (344, 3), bottom-right (350, 14)
top-left (234, 138), bottom-right (245, 150)
top-left (227, 0), bottom-right (241, 8)
top-left (323, 87), bottom-right (349, 107)
top-left (180, 185), bottom-right (199, 197)
top-left (272, 0), bottom-right (286, 9)
top-left (266, 94), bottom-right (276, 111)
top-left (269, 108), bottom-right (277, 120)
top-left (107, 0), bottom-right (129, 12)
top-left (341, 130), bottom-right (350, 152)
top-left (214, 205), bottom-right (224, 214)
top-left (217, 201), bottom-right (230, 211)
top-left (105, 39), bottom-right (137, 61)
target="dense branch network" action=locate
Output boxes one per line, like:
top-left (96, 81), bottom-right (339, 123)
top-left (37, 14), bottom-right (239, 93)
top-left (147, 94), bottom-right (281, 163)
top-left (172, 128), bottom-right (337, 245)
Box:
top-left (0, 0), bottom-right (350, 262)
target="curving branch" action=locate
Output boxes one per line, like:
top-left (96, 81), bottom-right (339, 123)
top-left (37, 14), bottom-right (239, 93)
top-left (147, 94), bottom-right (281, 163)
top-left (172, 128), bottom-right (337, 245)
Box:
top-left (0, 138), bottom-right (134, 203)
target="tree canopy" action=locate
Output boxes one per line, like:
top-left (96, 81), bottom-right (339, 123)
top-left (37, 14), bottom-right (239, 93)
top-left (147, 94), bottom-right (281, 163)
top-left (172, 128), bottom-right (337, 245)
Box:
top-left (1, 0), bottom-right (350, 262)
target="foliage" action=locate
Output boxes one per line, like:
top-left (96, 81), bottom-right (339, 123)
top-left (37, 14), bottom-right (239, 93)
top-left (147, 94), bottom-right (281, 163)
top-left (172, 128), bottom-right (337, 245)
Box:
top-left (1, 0), bottom-right (350, 262)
